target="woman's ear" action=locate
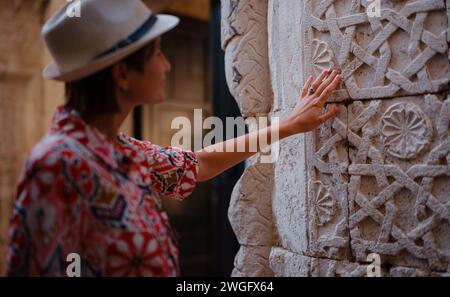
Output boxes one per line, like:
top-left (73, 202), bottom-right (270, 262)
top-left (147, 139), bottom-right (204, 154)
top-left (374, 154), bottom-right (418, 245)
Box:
top-left (111, 62), bottom-right (130, 92)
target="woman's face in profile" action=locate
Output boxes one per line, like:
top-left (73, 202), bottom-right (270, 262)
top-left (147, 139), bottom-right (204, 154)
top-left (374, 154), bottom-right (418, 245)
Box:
top-left (128, 37), bottom-right (172, 105)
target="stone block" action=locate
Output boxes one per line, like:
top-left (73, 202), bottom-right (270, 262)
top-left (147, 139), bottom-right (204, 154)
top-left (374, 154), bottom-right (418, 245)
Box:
top-left (270, 247), bottom-right (385, 277)
top-left (232, 246), bottom-right (273, 277)
top-left (228, 162), bottom-right (276, 246)
top-left (348, 95), bottom-right (450, 272)
top-left (222, 0), bottom-right (272, 116)
top-left (303, 0), bottom-right (450, 101)
top-left (269, 247), bottom-right (310, 277)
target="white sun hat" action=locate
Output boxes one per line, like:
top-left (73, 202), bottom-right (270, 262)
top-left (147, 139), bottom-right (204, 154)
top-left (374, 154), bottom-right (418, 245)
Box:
top-left (42, 0), bottom-right (179, 82)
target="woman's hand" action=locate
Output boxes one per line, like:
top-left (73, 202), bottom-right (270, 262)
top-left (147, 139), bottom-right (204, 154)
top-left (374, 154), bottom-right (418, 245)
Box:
top-left (282, 69), bottom-right (342, 135)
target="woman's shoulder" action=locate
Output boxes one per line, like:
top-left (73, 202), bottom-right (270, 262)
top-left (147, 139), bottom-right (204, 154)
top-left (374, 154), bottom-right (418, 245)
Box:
top-left (24, 132), bottom-right (88, 172)
top-left (15, 133), bottom-right (91, 202)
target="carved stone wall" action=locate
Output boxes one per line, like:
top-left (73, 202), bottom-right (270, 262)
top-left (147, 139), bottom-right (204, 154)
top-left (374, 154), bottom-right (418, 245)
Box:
top-left (222, 0), bottom-right (277, 276)
top-left (224, 0), bottom-right (450, 276)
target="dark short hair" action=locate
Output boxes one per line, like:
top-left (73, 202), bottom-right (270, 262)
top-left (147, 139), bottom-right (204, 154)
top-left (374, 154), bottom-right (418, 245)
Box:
top-left (65, 40), bottom-right (156, 117)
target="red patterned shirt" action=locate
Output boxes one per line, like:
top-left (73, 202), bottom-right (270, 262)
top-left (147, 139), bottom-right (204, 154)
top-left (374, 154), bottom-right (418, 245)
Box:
top-left (6, 106), bottom-right (199, 276)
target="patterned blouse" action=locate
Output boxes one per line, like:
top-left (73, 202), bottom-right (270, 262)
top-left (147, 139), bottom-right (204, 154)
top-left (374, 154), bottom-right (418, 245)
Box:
top-left (6, 106), bottom-right (199, 276)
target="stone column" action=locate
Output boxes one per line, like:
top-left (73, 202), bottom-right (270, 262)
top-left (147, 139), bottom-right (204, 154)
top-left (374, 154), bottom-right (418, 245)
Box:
top-left (221, 0), bottom-right (277, 276)
top-left (0, 0), bottom-right (53, 275)
top-left (224, 0), bottom-right (450, 277)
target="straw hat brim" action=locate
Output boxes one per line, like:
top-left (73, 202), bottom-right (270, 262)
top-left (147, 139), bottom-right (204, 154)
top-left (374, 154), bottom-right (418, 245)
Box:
top-left (43, 14), bottom-right (179, 82)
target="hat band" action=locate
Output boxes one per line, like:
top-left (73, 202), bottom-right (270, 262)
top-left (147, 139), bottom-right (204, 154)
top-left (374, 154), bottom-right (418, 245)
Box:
top-left (96, 15), bottom-right (158, 59)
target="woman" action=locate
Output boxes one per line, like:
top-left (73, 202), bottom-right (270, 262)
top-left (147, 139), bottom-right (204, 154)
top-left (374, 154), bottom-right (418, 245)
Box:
top-left (6, 0), bottom-right (341, 276)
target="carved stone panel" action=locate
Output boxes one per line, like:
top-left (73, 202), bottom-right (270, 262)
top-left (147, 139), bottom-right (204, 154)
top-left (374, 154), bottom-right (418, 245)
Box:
top-left (222, 0), bottom-right (272, 116)
top-left (348, 95), bottom-right (450, 272)
top-left (304, 0), bottom-right (450, 102)
top-left (306, 106), bottom-right (350, 260)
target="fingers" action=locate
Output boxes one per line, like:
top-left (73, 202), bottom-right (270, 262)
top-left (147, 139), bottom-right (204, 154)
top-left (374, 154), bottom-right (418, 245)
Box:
top-left (318, 74), bottom-right (341, 104)
top-left (318, 104), bottom-right (339, 122)
top-left (301, 76), bottom-right (314, 98)
top-left (310, 69), bottom-right (330, 94)
top-left (315, 70), bottom-right (338, 96)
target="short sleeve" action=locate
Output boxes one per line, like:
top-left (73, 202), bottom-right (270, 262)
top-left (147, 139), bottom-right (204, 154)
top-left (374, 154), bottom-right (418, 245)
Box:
top-left (147, 144), bottom-right (199, 201)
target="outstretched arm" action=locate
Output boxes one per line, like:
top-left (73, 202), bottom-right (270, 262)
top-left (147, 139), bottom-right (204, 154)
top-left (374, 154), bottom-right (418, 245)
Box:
top-left (196, 69), bottom-right (341, 182)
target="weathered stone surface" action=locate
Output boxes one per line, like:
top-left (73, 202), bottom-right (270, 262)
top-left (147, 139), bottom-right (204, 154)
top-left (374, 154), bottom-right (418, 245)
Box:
top-left (348, 95), bottom-right (450, 272)
top-left (271, 247), bottom-right (449, 277)
top-left (232, 246), bottom-right (273, 277)
top-left (228, 137), bottom-right (276, 276)
top-left (222, 0), bottom-right (272, 116)
top-left (270, 247), bottom-right (383, 277)
top-left (267, 0), bottom-right (309, 257)
top-left (269, 247), bottom-right (310, 277)
top-left (268, 0), bottom-right (305, 112)
top-left (389, 266), bottom-right (430, 277)
top-left (270, 124), bottom-right (309, 255)
top-left (447, 0), bottom-right (450, 59)
top-left (388, 266), bottom-right (450, 276)
top-left (310, 257), bottom-right (372, 277)
top-left (228, 160), bottom-right (276, 246)
top-left (304, 0), bottom-right (450, 102)
top-left (222, 0), bottom-right (276, 276)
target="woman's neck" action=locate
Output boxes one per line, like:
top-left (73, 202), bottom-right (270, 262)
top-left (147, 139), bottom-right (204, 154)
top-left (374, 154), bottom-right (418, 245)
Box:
top-left (84, 102), bottom-right (134, 143)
